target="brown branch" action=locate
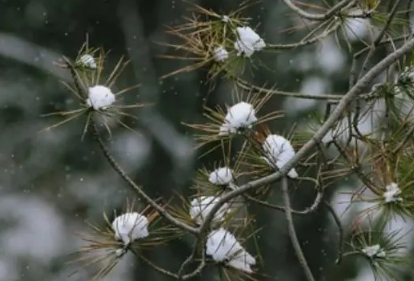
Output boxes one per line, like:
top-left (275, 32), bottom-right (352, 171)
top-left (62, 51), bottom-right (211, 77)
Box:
top-left (323, 202), bottom-right (344, 265)
top-left (198, 35), bottom-right (414, 236)
top-left (245, 187), bottom-right (324, 215)
top-left (357, 0), bottom-right (404, 81)
top-left (266, 19), bottom-right (342, 50)
top-left (281, 0), bottom-right (357, 21)
top-left (90, 118), bottom-right (198, 234)
top-left (281, 177), bottom-right (315, 281)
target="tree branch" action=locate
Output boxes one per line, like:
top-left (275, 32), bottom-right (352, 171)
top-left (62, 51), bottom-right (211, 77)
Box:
top-left (197, 35), bottom-right (414, 235)
top-left (281, 177), bottom-right (315, 281)
top-left (90, 117), bottom-right (198, 234)
top-left (282, 0), bottom-right (356, 21)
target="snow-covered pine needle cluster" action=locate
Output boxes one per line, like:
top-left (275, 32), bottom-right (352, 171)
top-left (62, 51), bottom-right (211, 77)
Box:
top-left (86, 85), bottom-right (116, 110)
top-left (44, 1), bottom-right (414, 281)
top-left (349, 228), bottom-right (409, 278)
top-left (170, 162), bottom-right (257, 277)
top-left (160, 1), bottom-right (266, 79)
top-left (189, 196), bottom-right (232, 225)
top-left (77, 54), bottom-right (97, 69)
top-left (44, 43), bottom-right (144, 139)
top-left (179, 86), bottom-right (303, 277)
top-left (219, 102), bottom-right (258, 135)
top-left (209, 167), bottom-right (235, 185)
top-left (206, 228), bottom-right (256, 273)
top-left (112, 212), bottom-right (149, 245)
top-left (185, 90), bottom-right (283, 155)
top-left (383, 182), bottom-right (402, 204)
top-left (262, 134), bottom-right (298, 179)
top-left (318, 59), bottom-right (414, 280)
top-left (362, 244), bottom-right (386, 259)
top-left (179, 95), bottom-right (301, 278)
top-left (71, 202), bottom-right (165, 280)
top-left (188, 167), bottom-right (238, 226)
top-left (213, 46), bottom-right (230, 62)
top-left (234, 26), bottom-right (266, 58)
top-left (211, 25), bottom-right (266, 61)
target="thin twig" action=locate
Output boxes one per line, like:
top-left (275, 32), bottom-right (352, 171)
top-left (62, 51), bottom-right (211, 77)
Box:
top-left (281, 177), bottom-right (315, 281)
top-left (177, 241), bottom-right (198, 279)
top-left (177, 239), bottom-right (207, 280)
top-left (245, 188), bottom-right (324, 215)
top-left (282, 0), bottom-right (356, 21)
top-left (341, 251), bottom-right (363, 258)
top-left (350, 35), bottom-right (409, 88)
top-left (323, 201), bottom-right (344, 265)
top-left (392, 125), bottom-right (414, 155)
top-left (181, 241), bottom-right (206, 280)
top-left (405, 0), bottom-right (414, 36)
top-left (90, 118), bottom-right (198, 234)
top-left (132, 249), bottom-right (179, 279)
top-left (358, 0), bottom-right (404, 80)
top-left (266, 19), bottom-right (342, 50)
top-left (236, 77), bottom-right (344, 100)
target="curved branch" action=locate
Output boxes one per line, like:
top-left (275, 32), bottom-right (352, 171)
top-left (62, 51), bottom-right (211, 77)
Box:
top-left (323, 202), bottom-right (344, 265)
top-left (236, 77), bottom-right (344, 101)
top-left (245, 187), bottom-right (323, 215)
top-left (266, 18), bottom-right (342, 50)
top-left (177, 239), bottom-right (207, 280)
top-left (357, 0), bottom-right (404, 81)
top-left (134, 250), bottom-right (179, 279)
top-left (90, 118), bottom-right (198, 234)
top-left (198, 35), bottom-right (414, 236)
top-left (281, 177), bottom-right (315, 281)
top-left (349, 35), bottom-right (409, 87)
top-left (182, 253), bottom-right (206, 280)
top-left (282, 0), bottom-right (356, 21)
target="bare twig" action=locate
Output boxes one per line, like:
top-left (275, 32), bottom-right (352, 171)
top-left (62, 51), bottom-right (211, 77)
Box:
top-left (392, 125), bottom-right (414, 155)
top-left (267, 19), bottom-right (342, 50)
top-left (177, 238), bottom-right (207, 280)
top-left (236, 77), bottom-right (344, 101)
top-left (406, 0), bottom-right (414, 36)
top-left (323, 202), bottom-right (344, 265)
top-left (245, 188), bottom-right (324, 215)
top-left (349, 35), bottom-right (409, 88)
top-left (132, 249), bottom-right (179, 279)
top-left (90, 118), bottom-right (198, 234)
top-left (181, 249), bottom-right (206, 280)
top-left (281, 176), bottom-right (315, 281)
top-left (282, 0), bottom-right (356, 21)
top-left (358, 0), bottom-right (404, 81)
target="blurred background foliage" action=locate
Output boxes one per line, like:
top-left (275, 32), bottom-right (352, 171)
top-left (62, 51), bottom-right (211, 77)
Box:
top-left (0, 0), bottom-right (413, 280)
